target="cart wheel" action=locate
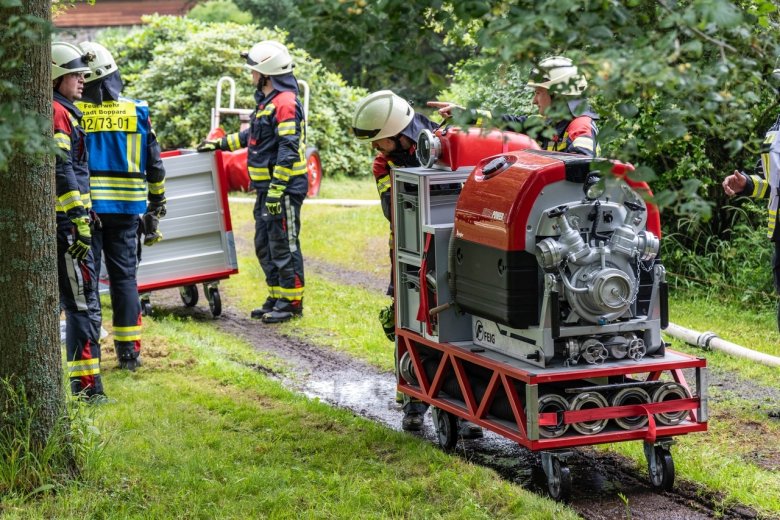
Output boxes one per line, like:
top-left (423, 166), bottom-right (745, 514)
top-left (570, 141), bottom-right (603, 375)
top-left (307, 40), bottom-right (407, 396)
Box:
top-left (547, 459), bottom-right (572, 501)
top-left (431, 407), bottom-right (458, 450)
top-left (649, 446), bottom-right (675, 491)
top-left (179, 285), bottom-right (199, 307)
top-left (208, 288), bottom-right (222, 317)
top-left (305, 147), bottom-right (322, 198)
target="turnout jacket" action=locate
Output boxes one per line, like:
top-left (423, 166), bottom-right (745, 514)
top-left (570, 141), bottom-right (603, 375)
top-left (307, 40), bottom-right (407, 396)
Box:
top-left (76, 96), bottom-right (166, 214)
top-left (739, 121), bottom-right (780, 241)
top-left (53, 91), bottom-right (90, 221)
top-left (372, 113), bottom-right (438, 221)
top-left (221, 88), bottom-right (308, 194)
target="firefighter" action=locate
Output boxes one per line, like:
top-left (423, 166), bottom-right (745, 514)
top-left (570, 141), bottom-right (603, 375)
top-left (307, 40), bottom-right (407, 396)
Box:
top-left (198, 40), bottom-right (307, 323)
top-left (76, 41), bottom-right (167, 371)
top-left (722, 111), bottom-right (780, 331)
top-left (352, 90), bottom-right (482, 438)
top-left (429, 56), bottom-right (600, 157)
top-left (52, 42), bottom-right (106, 400)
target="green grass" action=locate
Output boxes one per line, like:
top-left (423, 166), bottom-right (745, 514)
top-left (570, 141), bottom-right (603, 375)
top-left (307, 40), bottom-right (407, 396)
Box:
top-left (316, 174), bottom-right (378, 200)
top-left (1, 313), bottom-right (577, 519)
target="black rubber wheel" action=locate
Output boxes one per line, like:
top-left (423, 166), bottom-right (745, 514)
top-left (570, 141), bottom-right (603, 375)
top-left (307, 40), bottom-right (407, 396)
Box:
top-left (649, 447), bottom-right (675, 491)
top-left (432, 407), bottom-right (458, 450)
top-left (547, 459), bottom-right (572, 501)
top-left (180, 285), bottom-right (199, 307)
top-left (208, 288), bottom-right (222, 317)
top-left (141, 301), bottom-right (152, 317)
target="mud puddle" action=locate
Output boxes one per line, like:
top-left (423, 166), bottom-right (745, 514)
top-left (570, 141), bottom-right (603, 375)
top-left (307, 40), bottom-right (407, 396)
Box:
top-left (148, 285), bottom-right (762, 520)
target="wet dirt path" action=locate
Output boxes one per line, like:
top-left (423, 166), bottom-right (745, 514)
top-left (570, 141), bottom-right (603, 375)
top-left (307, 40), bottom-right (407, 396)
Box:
top-left (151, 269), bottom-right (767, 519)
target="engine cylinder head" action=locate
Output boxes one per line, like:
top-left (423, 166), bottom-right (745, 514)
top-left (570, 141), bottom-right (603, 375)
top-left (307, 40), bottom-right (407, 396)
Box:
top-left (536, 394), bottom-right (570, 438)
top-left (611, 387), bottom-right (651, 430)
top-left (652, 382), bottom-right (691, 426)
top-left (569, 391), bottom-right (609, 435)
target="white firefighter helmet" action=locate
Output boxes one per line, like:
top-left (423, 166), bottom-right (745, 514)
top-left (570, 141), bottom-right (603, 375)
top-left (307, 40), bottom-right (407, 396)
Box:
top-left (527, 56), bottom-right (588, 96)
top-left (52, 41), bottom-right (93, 80)
top-left (352, 90), bottom-right (414, 142)
top-left (79, 41), bottom-right (118, 83)
top-left (243, 40), bottom-right (294, 76)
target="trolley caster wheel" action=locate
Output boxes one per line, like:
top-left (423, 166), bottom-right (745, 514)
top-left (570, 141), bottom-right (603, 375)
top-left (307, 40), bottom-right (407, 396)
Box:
top-left (207, 287), bottom-right (222, 317)
top-left (179, 285), bottom-right (199, 307)
top-left (541, 451), bottom-right (572, 501)
top-left (431, 407), bottom-right (458, 450)
top-left (648, 446), bottom-right (675, 491)
top-left (141, 300), bottom-right (153, 317)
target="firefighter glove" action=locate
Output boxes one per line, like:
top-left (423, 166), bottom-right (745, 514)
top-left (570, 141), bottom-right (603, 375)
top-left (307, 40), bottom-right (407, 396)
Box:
top-left (265, 183), bottom-right (285, 216)
top-left (197, 138), bottom-right (222, 152)
top-left (68, 216), bottom-right (92, 261)
top-left (142, 203), bottom-right (166, 246)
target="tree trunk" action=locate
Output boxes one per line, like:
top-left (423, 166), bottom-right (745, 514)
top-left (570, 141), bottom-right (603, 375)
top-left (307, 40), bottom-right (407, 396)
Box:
top-left (0, 0), bottom-right (64, 450)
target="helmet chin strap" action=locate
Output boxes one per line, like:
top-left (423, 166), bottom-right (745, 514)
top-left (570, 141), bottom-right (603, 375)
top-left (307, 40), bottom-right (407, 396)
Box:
top-left (256, 73), bottom-right (270, 90)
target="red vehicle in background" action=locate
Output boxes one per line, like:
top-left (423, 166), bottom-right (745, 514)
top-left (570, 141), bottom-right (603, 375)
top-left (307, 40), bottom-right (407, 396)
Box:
top-left (206, 76), bottom-right (323, 197)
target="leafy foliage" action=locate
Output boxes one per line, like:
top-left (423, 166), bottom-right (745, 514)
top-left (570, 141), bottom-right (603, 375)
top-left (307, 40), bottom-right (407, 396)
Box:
top-left (99, 16), bottom-right (372, 176)
top-left (187, 0), bottom-right (252, 24)
top-left (233, 0), bottom-right (473, 102)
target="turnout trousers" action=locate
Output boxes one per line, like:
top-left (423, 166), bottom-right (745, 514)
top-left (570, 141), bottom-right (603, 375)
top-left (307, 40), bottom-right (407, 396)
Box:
top-left (253, 191), bottom-right (305, 311)
top-left (57, 219), bottom-right (104, 397)
top-left (91, 213), bottom-right (142, 361)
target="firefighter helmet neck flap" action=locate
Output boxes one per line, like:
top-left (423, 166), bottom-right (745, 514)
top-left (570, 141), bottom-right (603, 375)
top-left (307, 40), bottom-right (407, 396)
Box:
top-left (527, 56), bottom-right (588, 97)
top-left (78, 41), bottom-right (123, 104)
top-left (52, 41), bottom-right (93, 81)
top-left (352, 90), bottom-right (415, 142)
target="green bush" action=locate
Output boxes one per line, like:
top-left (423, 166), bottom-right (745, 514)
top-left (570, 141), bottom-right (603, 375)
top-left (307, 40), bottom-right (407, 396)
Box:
top-left (99, 15), bottom-right (373, 177)
top-left (187, 0), bottom-right (253, 24)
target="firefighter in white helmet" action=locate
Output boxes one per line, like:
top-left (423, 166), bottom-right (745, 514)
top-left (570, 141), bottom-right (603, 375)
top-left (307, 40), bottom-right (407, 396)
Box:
top-left (52, 41), bottom-right (107, 401)
top-left (198, 40), bottom-right (307, 323)
top-left (75, 41), bottom-right (167, 372)
top-left (352, 91), bottom-right (482, 438)
top-left (429, 56), bottom-right (600, 156)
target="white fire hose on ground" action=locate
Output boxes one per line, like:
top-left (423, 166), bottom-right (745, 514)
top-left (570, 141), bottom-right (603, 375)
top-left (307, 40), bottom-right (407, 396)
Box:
top-left (664, 322), bottom-right (780, 368)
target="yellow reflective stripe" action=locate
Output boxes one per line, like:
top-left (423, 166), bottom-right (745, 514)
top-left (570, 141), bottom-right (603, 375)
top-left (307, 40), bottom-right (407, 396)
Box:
top-left (91, 177), bottom-right (146, 188)
top-left (474, 109), bottom-right (492, 127)
top-left (279, 287), bottom-right (304, 300)
top-left (54, 132), bottom-right (71, 151)
top-left (227, 133), bottom-right (241, 151)
top-left (273, 162), bottom-right (306, 182)
top-left (750, 175), bottom-right (769, 198)
top-left (248, 165), bottom-right (271, 182)
top-left (92, 191), bottom-right (146, 202)
top-left (148, 180), bottom-right (165, 195)
top-left (256, 107), bottom-right (273, 118)
top-left (126, 134), bottom-right (141, 173)
top-left (82, 193), bottom-right (91, 209)
top-left (67, 358), bottom-right (100, 376)
top-left (571, 136), bottom-right (594, 152)
top-left (269, 286), bottom-right (281, 299)
top-left (376, 174), bottom-right (391, 195)
top-left (113, 325), bottom-right (141, 341)
top-left (57, 190), bottom-right (85, 213)
top-left (278, 121), bottom-right (296, 136)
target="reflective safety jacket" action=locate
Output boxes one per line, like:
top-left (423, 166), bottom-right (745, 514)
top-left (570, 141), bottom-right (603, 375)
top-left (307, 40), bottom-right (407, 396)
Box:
top-left (741, 126), bottom-right (780, 241)
top-left (221, 88), bottom-right (307, 194)
top-left (372, 113), bottom-right (438, 221)
top-left (501, 112), bottom-right (600, 157)
top-left (76, 96), bottom-right (166, 214)
top-left (53, 91), bottom-right (90, 221)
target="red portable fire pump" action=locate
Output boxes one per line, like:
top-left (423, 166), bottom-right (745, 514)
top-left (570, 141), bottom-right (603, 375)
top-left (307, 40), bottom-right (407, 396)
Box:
top-left (394, 126), bottom-right (708, 500)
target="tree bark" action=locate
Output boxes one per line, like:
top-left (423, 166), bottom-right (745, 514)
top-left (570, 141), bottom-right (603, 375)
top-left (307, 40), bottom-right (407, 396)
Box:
top-left (0, 0), bottom-right (64, 450)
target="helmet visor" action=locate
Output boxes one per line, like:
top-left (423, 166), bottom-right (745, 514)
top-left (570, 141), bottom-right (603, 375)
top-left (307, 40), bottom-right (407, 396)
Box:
top-left (353, 127), bottom-right (381, 140)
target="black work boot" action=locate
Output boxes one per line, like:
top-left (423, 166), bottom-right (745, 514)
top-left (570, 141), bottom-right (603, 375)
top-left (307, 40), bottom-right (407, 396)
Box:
top-left (402, 411), bottom-right (424, 431)
top-left (458, 419), bottom-right (484, 439)
top-left (262, 307), bottom-right (303, 324)
top-left (119, 357), bottom-right (142, 372)
top-left (251, 297), bottom-right (277, 319)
